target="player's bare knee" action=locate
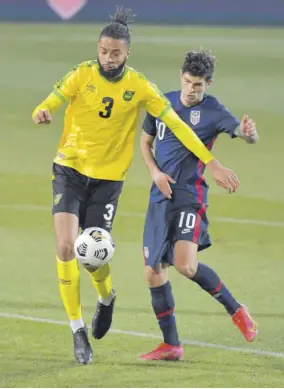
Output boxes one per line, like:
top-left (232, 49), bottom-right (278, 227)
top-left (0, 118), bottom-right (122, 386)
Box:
top-left (174, 241), bottom-right (198, 278)
top-left (145, 265), bottom-right (168, 287)
top-left (175, 261), bottom-right (198, 279)
top-left (145, 266), bottom-right (157, 283)
top-left (56, 239), bottom-right (75, 262)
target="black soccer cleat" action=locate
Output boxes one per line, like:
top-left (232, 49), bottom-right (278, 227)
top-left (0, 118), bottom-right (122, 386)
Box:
top-left (73, 326), bottom-right (93, 365)
top-left (92, 292), bottom-right (116, 339)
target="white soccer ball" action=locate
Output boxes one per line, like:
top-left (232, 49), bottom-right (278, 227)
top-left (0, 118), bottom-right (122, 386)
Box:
top-left (74, 227), bottom-right (115, 268)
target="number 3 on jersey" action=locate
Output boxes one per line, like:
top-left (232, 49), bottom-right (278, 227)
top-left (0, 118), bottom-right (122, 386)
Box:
top-left (99, 97), bottom-right (114, 119)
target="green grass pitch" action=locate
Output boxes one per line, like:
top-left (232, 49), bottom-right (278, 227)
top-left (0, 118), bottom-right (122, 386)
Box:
top-left (0, 24), bottom-right (284, 387)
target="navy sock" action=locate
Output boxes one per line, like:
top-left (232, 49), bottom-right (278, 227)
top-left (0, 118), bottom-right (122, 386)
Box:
top-left (150, 281), bottom-right (180, 346)
top-left (191, 263), bottom-right (240, 315)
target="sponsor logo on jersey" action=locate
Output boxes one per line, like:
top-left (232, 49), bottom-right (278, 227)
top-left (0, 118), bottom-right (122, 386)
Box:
top-left (86, 84), bottom-right (96, 92)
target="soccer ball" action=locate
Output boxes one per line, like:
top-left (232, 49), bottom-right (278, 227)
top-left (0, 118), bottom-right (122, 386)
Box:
top-left (74, 227), bottom-right (115, 268)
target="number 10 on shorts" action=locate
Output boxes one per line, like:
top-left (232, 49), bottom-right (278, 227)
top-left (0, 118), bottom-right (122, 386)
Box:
top-left (178, 212), bottom-right (196, 229)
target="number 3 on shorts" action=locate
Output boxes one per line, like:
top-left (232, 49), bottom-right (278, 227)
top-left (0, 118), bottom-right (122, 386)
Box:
top-left (104, 204), bottom-right (115, 221)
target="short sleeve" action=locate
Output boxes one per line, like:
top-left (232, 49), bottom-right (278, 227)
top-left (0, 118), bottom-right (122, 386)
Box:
top-left (216, 104), bottom-right (240, 138)
top-left (142, 113), bottom-right (157, 136)
top-left (53, 64), bottom-right (81, 101)
top-left (141, 77), bottom-right (171, 118)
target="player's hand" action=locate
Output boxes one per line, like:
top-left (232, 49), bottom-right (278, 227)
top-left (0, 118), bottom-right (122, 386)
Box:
top-left (152, 169), bottom-right (176, 199)
top-left (240, 115), bottom-right (258, 142)
top-left (33, 109), bottom-right (52, 124)
top-left (207, 159), bottom-right (240, 194)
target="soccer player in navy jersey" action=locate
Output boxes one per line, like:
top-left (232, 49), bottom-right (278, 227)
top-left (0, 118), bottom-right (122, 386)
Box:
top-left (139, 50), bottom-right (259, 361)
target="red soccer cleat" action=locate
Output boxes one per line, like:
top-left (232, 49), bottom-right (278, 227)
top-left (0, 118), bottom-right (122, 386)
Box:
top-left (232, 305), bottom-right (258, 342)
top-left (138, 343), bottom-right (184, 361)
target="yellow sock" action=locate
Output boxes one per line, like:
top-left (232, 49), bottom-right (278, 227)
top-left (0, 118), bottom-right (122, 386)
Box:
top-left (89, 263), bottom-right (112, 299)
top-left (56, 256), bottom-right (82, 321)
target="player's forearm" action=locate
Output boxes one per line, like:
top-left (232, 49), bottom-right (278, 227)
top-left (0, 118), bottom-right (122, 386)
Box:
top-left (140, 139), bottom-right (160, 178)
top-left (233, 125), bottom-right (259, 144)
top-left (32, 92), bottom-right (65, 117)
top-left (161, 108), bottom-right (214, 164)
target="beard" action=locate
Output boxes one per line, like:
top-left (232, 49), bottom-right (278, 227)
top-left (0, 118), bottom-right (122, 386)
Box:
top-left (97, 58), bottom-right (126, 81)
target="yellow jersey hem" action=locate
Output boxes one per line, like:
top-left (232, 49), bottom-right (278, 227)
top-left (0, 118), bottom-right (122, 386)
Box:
top-left (53, 159), bottom-right (126, 181)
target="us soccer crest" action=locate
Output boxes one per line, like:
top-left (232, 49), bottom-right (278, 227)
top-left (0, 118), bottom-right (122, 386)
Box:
top-left (123, 90), bottom-right (135, 102)
top-left (190, 110), bottom-right (201, 125)
top-left (143, 246), bottom-right (149, 259)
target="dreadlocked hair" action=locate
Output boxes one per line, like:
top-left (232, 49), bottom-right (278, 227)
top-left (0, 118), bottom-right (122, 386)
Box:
top-left (99, 6), bottom-right (135, 46)
top-left (182, 49), bottom-right (216, 81)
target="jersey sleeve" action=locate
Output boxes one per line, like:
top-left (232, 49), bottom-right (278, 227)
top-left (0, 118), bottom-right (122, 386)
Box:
top-left (32, 92), bottom-right (64, 118)
top-left (141, 78), bottom-right (171, 118)
top-left (32, 64), bottom-right (82, 118)
top-left (52, 64), bottom-right (81, 102)
top-left (142, 113), bottom-right (157, 136)
top-left (216, 104), bottom-right (240, 138)
top-left (162, 107), bottom-right (214, 165)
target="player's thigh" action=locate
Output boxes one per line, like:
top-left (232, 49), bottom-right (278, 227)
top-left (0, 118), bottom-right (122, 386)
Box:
top-left (143, 200), bottom-right (173, 271)
top-left (54, 213), bottom-right (79, 261)
top-left (173, 204), bottom-right (211, 276)
top-left (83, 180), bottom-right (124, 231)
top-left (52, 163), bottom-right (86, 260)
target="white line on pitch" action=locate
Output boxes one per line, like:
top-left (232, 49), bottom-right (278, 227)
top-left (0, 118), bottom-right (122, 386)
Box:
top-left (0, 204), bottom-right (283, 227)
top-left (0, 312), bottom-right (283, 359)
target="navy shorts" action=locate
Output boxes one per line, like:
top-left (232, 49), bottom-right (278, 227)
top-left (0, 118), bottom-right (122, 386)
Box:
top-left (143, 199), bottom-right (211, 269)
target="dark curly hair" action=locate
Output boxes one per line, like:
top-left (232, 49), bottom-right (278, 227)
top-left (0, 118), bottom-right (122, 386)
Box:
top-left (182, 49), bottom-right (216, 81)
top-left (99, 6), bottom-right (135, 46)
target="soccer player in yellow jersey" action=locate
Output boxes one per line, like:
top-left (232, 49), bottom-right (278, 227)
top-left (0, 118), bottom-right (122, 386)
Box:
top-left (32, 8), bottom-right (239, 365)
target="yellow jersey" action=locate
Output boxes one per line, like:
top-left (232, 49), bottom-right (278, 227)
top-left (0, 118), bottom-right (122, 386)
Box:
top-left (33, 61), bottom-right (171, 180)
top-left (32, 60), bottom-right (214, 180)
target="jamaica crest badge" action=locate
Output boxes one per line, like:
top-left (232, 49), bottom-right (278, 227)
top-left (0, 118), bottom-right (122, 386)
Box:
top-left (123, 90), bottom-right (135, 102)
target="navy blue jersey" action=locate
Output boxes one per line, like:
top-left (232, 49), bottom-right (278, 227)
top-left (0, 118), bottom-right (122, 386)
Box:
top-left (143, 91), bottom-right (240, 204)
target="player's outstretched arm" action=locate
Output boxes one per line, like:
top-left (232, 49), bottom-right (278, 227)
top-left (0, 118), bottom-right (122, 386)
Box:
top-left (142, 80), bottom-right (239, 193)
top-left (233, 115), bottom-right (259, 144)
top-left (140, 132), bottom-right (176, 199)
top-left (32, 64), bottom-right (80, 125)
top-left (32, 92), bottom-right (65, 124)
top-left (162, 108), bottom-right (240, 193)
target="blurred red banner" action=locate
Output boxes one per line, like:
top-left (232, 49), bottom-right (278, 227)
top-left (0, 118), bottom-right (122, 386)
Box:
top-left (46, 0), bottom-right (87, 20)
